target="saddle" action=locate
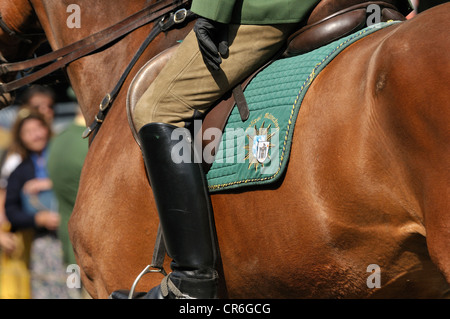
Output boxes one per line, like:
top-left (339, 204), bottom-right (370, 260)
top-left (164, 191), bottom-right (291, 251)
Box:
top-left (127, 0), bottom-right (408, 170)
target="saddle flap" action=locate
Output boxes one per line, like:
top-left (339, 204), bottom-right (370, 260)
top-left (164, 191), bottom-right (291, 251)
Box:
top-left (127, 45), bottom-right (178, 147)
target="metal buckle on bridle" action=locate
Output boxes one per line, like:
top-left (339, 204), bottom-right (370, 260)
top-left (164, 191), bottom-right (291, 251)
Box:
top-left (99, 93), bottom-right (111, 111)
top-left (81, 93), bottom-right (111, 139)
top-left (159, 8), bottom-right (188, 32)
top-left (173, 8), bottom-right (187, 24)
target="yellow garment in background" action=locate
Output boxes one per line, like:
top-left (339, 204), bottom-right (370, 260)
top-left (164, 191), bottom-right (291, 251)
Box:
top-left (0, 223), bottom-right (32, 299)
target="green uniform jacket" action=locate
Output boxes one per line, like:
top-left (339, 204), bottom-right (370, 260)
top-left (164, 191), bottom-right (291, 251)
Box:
top-left (48, 122), bottom-right (88, 265)
top-left (191, 0), bottom-right (321, 24)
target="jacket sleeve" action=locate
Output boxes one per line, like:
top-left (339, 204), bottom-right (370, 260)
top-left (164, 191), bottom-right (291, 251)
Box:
top-left (5, 163), bottom-right (37, 231)
top-left (191, 0), bottom-right (237, 23)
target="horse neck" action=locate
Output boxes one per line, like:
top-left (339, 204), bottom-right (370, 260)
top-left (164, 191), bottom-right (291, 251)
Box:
top-left (31, 0), bottom-right (163, 122)
top-left (0, 0), bottom-right (43, 61)
top-left (0, 0), bottom-right (36, 34)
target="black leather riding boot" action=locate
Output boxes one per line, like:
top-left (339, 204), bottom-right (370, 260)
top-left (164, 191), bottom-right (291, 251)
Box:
top-left (111, 122), bottom-right (219, 299)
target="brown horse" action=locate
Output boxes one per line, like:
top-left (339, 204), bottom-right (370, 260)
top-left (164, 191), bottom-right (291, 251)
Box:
top-left (1, 1), bottom-right (449, 298)
top-left (0, 0), bottom-right (46, 107)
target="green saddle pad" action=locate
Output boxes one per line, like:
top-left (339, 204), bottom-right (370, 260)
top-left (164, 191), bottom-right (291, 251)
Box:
top-left (206, 21), bottom-right (399, 193)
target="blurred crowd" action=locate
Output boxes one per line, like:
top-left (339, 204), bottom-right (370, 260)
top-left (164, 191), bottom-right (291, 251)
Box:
top-left (0, 85), bottom-right (89, 299)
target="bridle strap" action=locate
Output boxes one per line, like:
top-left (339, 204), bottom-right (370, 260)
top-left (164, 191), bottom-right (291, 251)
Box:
top-left (0, 1), bottom-right (174, 73)
top-left (83, 8), bottom-right (195, 140)
top-left (0, 0), bottom-right (190, 94)
top-left (0, 12), bottom-right (36, 44)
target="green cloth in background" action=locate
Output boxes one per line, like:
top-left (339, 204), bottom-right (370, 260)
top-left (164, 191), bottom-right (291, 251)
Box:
top-left (48, 121), bottom-right (88, 266)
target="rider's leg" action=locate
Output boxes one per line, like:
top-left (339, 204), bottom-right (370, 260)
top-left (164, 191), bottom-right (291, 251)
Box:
top-left (112, 23), bottom-right (295, 299)
top-left (137, 122), bottom-right (219, 299)
top-left (132, 23), bottom-right (296, 130)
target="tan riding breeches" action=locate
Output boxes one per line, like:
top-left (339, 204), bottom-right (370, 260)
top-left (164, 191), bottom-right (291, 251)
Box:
top-left (133, 23), bottom-right (296, 131)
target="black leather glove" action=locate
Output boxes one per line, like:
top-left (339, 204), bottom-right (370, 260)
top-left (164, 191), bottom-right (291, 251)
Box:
top-left (193, 17), bottom-right (229, 71)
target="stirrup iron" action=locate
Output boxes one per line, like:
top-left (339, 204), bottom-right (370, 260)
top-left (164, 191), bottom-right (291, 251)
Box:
top-left (128, 264), bottom-right (167, 299)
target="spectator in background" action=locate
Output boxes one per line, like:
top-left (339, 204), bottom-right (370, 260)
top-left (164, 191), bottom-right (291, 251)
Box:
top-left (48, 106), bottom-right (88, 299)
top-left (4, 109), bottom-right (69, 299)
top-left (18, 85), bottom-right (56, 125)
top-left (0, 207), bottom-right (30, 299)
top-left (0, 85), bottom-right (56, 204)
top-left (0, 222), bottom-right (15, 254)
top-left (0, 85), bottom-right (57, 298)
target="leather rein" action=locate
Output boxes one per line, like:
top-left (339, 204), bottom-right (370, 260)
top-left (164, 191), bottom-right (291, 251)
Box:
top-left (0, 0), bottom-right (193, 140)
